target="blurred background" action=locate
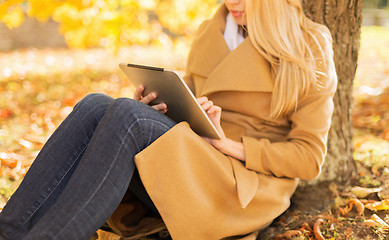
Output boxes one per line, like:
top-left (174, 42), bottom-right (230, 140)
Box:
top-left (0, 1), bottom-right (388, 238)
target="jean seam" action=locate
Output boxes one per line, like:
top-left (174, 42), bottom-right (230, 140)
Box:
top-left (138, 118), bottom-right (173, 132)
top-left (54, 117), bottom-right (171, 238)
top-left (130, 118), bottom-right (172, 151)
top-left (7, 145), bottom-right (88, 239)
top-left (54, 122), bottom-right (134, 238)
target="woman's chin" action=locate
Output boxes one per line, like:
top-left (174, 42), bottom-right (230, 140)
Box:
top-left (234, 19), bottom-right (247, 26)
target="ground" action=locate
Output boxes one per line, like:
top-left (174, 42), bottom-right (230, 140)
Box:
top-left (0, 26), bottom-right (388, 239)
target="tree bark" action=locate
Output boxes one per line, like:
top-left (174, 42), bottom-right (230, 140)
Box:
top-left (301, 0), bottom-right (363, 184)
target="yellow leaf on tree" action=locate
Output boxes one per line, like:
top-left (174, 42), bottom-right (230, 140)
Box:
top-left (0, 0), bottom-right (23, 18)
top-left (138, 0), bottom-right (158, 10)
top-left (64, 0), bottom-right (85, 10)
top-left (0, 0), bottom-right (220, 49)
top-left (1, 5), bottom-right (24, 29)
top-left (0, 2), bottom-right (10, 19)
top-left (27, 0), bottom-right (61, 22)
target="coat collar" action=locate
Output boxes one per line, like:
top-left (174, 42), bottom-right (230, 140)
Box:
top-left (186, 4), bottom-right (274, 97)
top-left (186, 4), bottom-right (230, 78)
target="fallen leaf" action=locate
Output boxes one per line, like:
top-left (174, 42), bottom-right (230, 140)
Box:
top-left (339, 199), bottom-right (365, 216)
top-left (365, 199), bottom-right (389, 211)
top-left (275, 230), bottom-right (304, 240)
top-left (382, 128), bottom-right (389, 140)
top-left (363, 214), bottom-right (389, 229)
top-left (351, 186), bottom-right (383, 198)
top-left (0, 109), bottom-right (13, 119)
top-left (363, 219), bottom-right (381, 228)
top-left (378, 187), bottom-right (389, 200)
top-left (370, 214), bottom-right (389, 228)
top-left (0, 159), bottom-right (19, 169)
top-left (19, 139), bottom-right (33, 149)
top-left (314, 218), bottom-right (325, 240)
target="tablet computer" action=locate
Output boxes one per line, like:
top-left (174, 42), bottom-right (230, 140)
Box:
top-left (119, 63), bottom-right (221, 139)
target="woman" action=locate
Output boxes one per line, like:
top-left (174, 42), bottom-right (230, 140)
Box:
top-left (0, 0), bottom-right (337, 239)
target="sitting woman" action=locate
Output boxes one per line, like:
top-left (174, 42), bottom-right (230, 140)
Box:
top-left (0, 0), bottom-right (337, 239)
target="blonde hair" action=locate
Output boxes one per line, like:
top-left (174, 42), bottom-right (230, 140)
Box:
top-left (245, 0), bottom-right (333, 119)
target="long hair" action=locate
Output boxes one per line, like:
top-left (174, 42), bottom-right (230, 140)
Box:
top-left (245, 0), bottom-right (334, 119)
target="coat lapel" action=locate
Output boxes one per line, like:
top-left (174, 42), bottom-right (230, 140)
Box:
top-left (200, 39), bottom-right (274, 97)
top-left (187, 3), bottom-right (274, 97)
top-left (186, 4), bottom-right (230, 78)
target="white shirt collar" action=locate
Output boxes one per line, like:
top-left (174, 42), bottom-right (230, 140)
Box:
top-left (223, 13), bottom-right (245, 51)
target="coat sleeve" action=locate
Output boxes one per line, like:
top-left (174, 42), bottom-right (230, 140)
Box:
top-left (242, 26), bottom-right (337, 180)
top-left (242, 87), bottom-right (336, 180)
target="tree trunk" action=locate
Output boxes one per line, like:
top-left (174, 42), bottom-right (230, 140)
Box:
top-left (301, 0), bottom-right (363, 184)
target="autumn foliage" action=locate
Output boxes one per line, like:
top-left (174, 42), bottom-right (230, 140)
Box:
top-left (0, 0), bottom-right (219, 50)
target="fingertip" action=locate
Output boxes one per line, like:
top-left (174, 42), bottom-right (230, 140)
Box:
top-left (156, 103), bottom-right (167, 113)
top-left (197, 96), bottom-right (208, 103)
top-left (207, 107), bottom-right (215, 113)
top-left (160, 106), bottom-right (167, 114)
top-left (163, 104), bottom-right (168, 113)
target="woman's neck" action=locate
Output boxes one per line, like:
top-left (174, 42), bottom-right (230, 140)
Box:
top-left (239, 25), bottom-right (248, 38)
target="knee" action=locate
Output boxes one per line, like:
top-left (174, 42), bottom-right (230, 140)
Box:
top-left (108, 98), bottom-right (155, 122)
top-left (108, 98), bottom-right (174, 129)
top-left (82, 93), bottom-right (114, 105)
top-left (74, 93), bottom-right (114, 114)
top-left (110, 98), bottom-right (146, 113)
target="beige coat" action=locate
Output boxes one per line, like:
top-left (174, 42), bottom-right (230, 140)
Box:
top-left (129, 4), bottom-right (336, 240)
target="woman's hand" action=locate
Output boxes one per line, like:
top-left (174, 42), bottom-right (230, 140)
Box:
top-left (209, 138), bottom-right (246, 161)
top-left (197, 97), bottom-right (245, 161)
top-left (134, 85), bottom-right (167, 114)
top-left (197, 96), bottom-right (225, 138)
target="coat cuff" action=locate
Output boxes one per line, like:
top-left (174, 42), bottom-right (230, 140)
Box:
top-left (242, 136), bottom-right (270, 175)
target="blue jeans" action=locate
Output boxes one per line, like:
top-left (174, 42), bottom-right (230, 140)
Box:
top-left (0, 93), bottom-right (176, 240)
